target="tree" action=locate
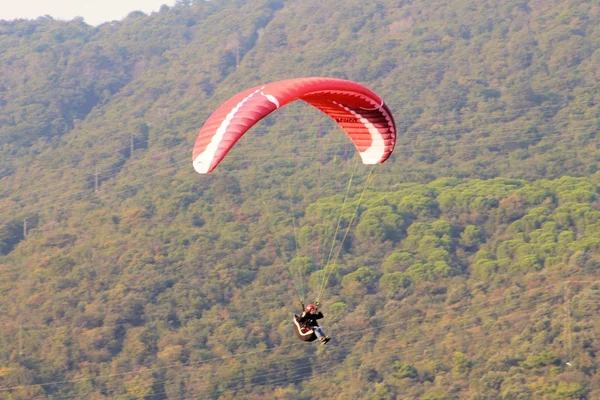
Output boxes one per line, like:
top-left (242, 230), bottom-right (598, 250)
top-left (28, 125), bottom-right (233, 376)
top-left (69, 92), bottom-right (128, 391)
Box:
top-left (379, 272), bottom-right (413, 299)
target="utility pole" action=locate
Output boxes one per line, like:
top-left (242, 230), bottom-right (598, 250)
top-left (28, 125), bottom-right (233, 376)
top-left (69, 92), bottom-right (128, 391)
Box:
top-left (130, 134), bottom-right (135, 157)
top-left (23, 219), bottom-right (27, 238)
top-left (95, 165), bottom-right (99, 192)
top-left (18, 315), bottom-right (23, 358)
top-left (564, 282), bottom-right (573, 366)
top-left (235, 33), bottom-right (242, 68)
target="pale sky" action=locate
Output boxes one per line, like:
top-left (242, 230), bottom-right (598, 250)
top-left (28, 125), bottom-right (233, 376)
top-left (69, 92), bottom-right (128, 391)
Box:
top-left (0, 0), bottom-right (179, 26)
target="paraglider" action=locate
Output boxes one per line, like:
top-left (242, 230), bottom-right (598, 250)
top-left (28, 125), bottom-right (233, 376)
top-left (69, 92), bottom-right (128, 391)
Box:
top-left (192, 77), bottom-right (397, 344)
top-left (192, 77), bottom-right (396, 174)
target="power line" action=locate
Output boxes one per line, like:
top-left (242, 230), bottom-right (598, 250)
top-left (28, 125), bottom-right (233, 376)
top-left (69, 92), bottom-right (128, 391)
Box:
top-left (0, 117), bottom-right (594, 213)
top-left (0, 123), bottom-right (594, 219)
top-left (2, 279), bottom-right (587, 394)
top-left (1, 99), bottom-right (598, 209)
top-left (32, 284), bottom-right (572, 399)
top-left (106, 286), bottom-right (578, 399)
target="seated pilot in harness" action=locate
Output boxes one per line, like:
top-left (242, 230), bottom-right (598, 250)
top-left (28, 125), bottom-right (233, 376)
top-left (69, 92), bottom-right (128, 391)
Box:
top-left (294, 303), bottom-right (330, 344)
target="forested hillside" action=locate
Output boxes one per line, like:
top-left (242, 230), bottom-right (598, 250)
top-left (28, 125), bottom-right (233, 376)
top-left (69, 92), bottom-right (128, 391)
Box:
top-left (1, 0), bottom-right (599, 398)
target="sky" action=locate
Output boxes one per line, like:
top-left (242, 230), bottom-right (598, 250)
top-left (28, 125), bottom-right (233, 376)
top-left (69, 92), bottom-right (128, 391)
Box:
top-left (0, 0), bottom-right (179, 26)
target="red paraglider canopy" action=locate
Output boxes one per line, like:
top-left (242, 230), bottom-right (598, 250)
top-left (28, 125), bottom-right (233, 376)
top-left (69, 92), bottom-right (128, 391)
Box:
top-left (192, 77), bottom-right (396, 174)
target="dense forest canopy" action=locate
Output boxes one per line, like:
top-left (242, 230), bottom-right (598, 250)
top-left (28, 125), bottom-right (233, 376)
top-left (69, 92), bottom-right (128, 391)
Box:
top-left (0, 0), bottom-right (599, 398)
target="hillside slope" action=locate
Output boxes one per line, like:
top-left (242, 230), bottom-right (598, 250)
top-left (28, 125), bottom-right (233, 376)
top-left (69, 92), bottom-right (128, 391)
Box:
top-left (1, 0), bottom-right (599, 398)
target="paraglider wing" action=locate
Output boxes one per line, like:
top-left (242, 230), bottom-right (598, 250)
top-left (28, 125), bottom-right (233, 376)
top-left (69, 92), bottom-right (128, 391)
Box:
top-left (193, 78), bottom-right (396, 174)
top-left (193, 77), bottom-right (396, 174)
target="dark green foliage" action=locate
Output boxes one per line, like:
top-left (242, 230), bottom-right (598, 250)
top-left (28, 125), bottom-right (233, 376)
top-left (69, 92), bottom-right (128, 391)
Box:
top-left (0, 220), bottom-right (24, 255)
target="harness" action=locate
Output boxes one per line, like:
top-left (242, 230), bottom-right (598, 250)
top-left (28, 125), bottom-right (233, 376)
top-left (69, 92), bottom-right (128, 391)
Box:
top-left (293, 314), bottom-right (317, 342)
